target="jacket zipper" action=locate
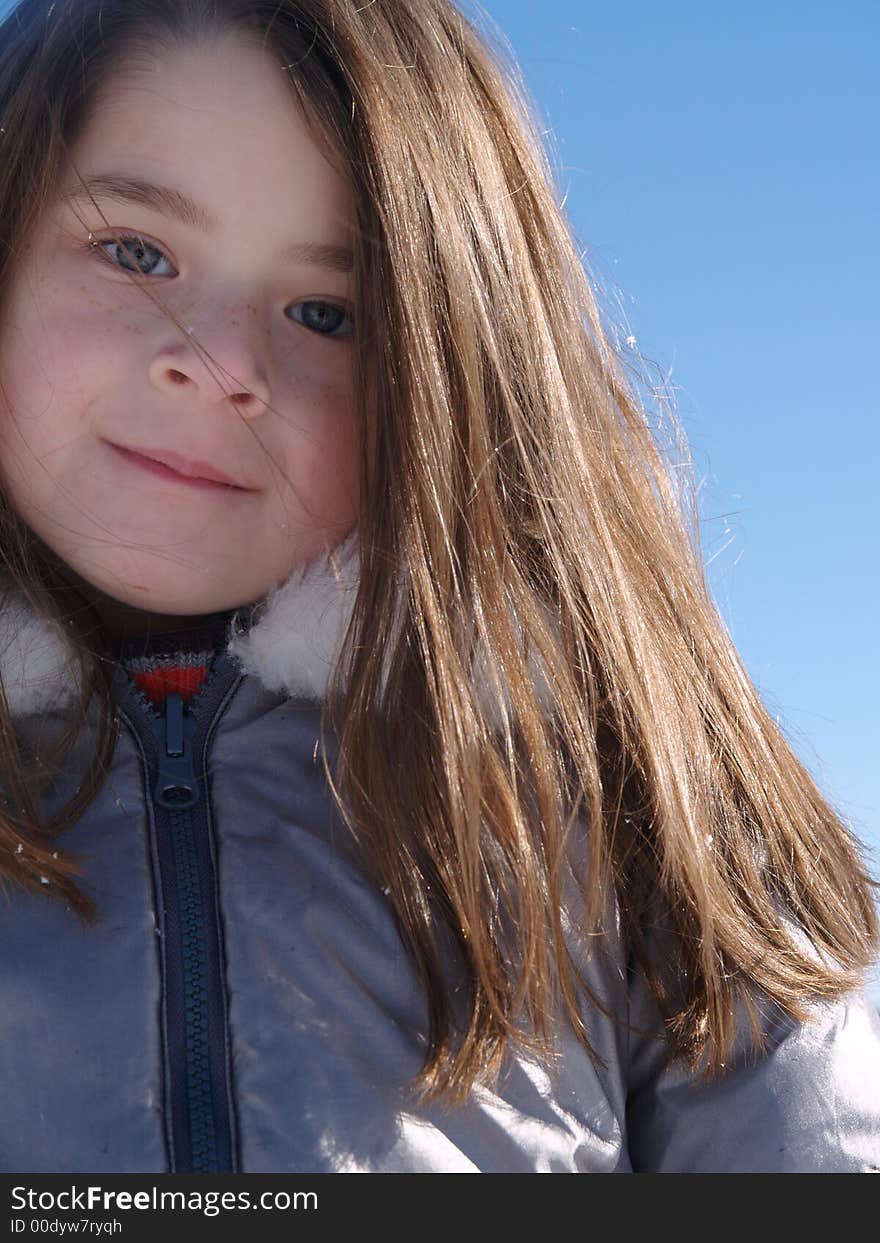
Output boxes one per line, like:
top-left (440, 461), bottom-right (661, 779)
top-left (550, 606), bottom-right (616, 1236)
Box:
top-left (116, 656), bottom-right (243, 1173)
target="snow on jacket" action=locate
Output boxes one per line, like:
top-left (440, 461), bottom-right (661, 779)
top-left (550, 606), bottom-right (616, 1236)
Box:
top-left (1, 531), bottom-right (879, 1174)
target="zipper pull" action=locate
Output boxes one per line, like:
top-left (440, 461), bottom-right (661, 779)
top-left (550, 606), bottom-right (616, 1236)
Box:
top-left (154, 691), bottom-right (200, 810)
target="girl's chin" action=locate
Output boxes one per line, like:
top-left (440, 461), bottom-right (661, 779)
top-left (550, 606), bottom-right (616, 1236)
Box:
top-left (42, 559), bottom-right (246, 639)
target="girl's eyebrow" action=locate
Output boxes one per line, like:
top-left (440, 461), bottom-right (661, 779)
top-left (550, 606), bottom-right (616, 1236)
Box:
top-left (60, 171), bottom-right (354, 273)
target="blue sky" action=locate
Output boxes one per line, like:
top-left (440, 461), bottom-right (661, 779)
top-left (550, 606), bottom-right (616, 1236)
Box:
top-left (2, 0), bottom-right (878, 993)
top-left (477, 0), bottom-right (880, 994)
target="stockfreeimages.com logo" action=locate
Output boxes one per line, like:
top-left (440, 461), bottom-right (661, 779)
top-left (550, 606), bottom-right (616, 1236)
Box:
top-left (11, 1185), bottom-right (317, 1219)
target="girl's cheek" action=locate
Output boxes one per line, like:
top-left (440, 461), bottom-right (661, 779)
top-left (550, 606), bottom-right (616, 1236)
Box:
top-left (276, 372), bottom-right (357, 471)
top-left (2, 310), bottom-right (113, 419)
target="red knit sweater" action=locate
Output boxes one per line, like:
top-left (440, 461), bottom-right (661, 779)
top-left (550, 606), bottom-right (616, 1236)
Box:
top-left (113, 610), bottom-right (242, 708)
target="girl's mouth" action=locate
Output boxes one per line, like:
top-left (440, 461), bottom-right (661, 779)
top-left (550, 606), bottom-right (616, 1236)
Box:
top-left (106, 442), bottom-right (246, 492)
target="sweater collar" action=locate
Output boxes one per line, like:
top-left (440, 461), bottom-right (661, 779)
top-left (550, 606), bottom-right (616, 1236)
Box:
top-left (0, 529), bottom-right (554, 725)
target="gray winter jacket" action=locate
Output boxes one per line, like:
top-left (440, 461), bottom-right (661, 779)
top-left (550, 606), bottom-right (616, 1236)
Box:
top-left (2, 532), bottom-right (879, 1173)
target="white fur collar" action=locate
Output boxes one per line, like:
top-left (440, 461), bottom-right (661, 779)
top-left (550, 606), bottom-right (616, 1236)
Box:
top-left (0, 531), bottom-right (554, 726)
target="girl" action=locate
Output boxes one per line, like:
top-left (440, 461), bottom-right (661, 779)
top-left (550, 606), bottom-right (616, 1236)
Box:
top-left (0, 0), bottom-right (877, 1175)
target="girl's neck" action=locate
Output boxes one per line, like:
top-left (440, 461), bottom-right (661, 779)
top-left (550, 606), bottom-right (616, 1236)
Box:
top-left (91, 595), bottom-right (240, 644)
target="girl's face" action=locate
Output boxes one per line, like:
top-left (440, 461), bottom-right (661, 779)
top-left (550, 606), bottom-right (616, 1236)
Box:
top-left (0, 32), bottom-right (361, 636)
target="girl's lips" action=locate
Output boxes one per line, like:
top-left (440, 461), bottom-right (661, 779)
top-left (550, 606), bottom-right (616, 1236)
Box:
top-left (107, 442), bottom-right (246, 492)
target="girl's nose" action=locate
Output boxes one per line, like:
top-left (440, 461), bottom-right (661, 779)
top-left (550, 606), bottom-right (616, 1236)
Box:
top-left (148, 321), bottom-right (271, 415)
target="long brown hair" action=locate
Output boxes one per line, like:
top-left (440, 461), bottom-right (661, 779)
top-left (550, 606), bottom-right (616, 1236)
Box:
top-left (0, 0), bottom-right (877, 1107)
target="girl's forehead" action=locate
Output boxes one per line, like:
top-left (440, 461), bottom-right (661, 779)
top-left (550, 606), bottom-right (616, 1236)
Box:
top-left (74, 34), bottom-right (332, 174)
top-left (63, 35), bottom-right (355, 234)
top-left (78, 34), bottom-right (313, 149)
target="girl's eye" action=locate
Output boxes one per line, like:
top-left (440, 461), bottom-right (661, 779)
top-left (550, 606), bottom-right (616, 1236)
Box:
top-left (89, 232), bottom-right (354, 340)
top-left (94, 233), bottom-right (173, 277)
top-left (285, 301), bottom-right (354, 340)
